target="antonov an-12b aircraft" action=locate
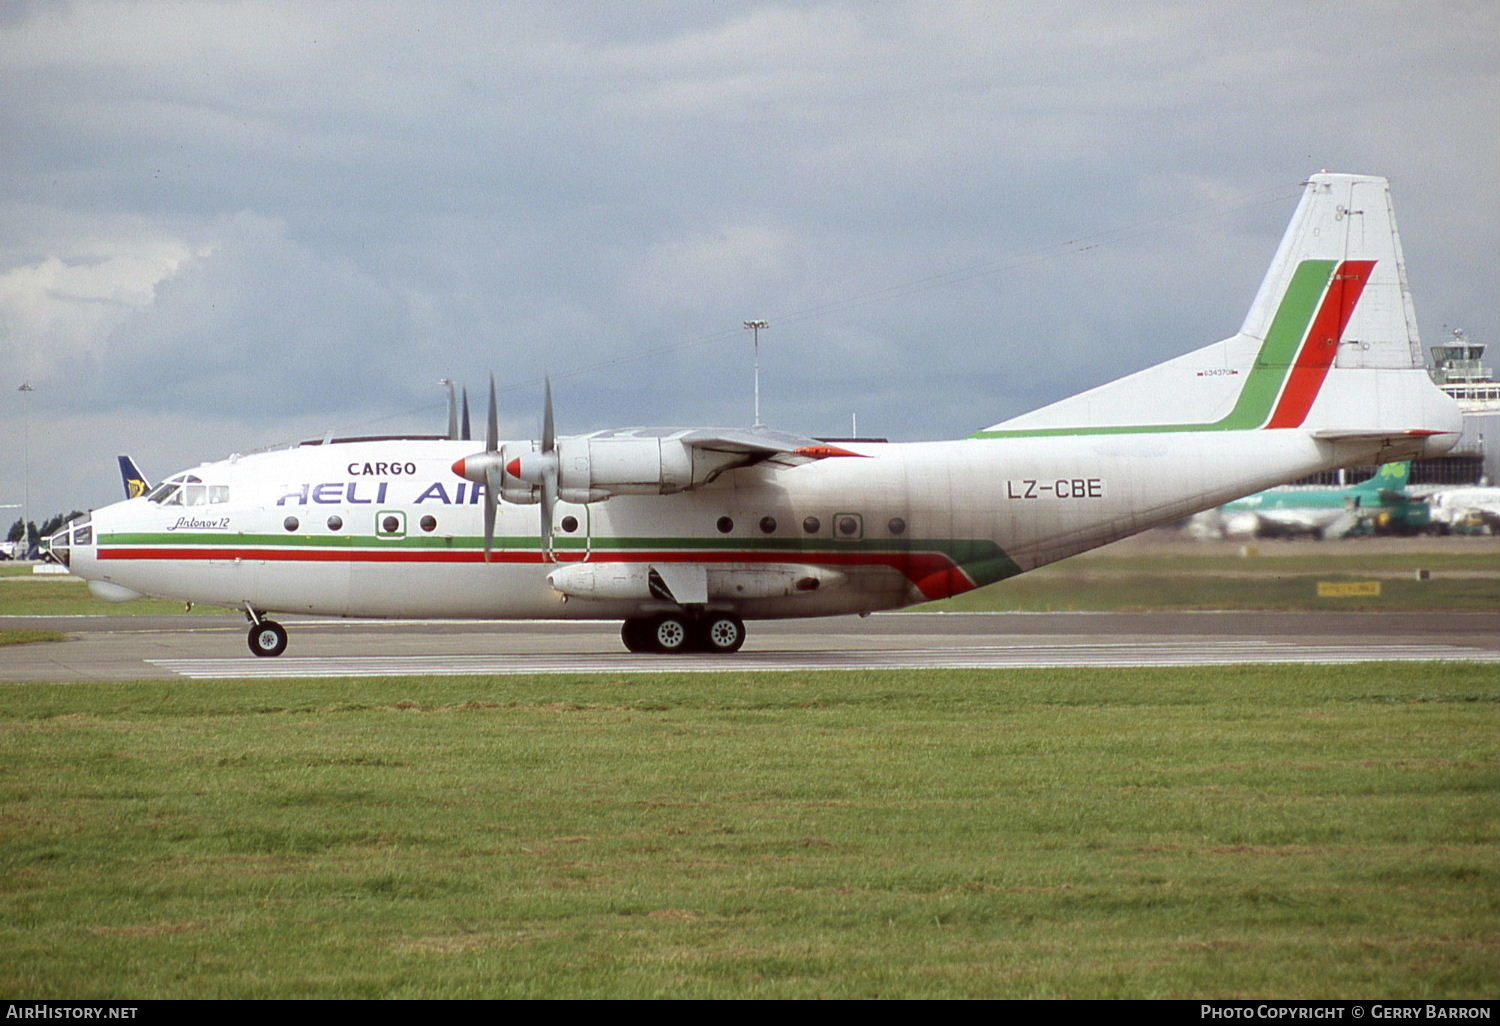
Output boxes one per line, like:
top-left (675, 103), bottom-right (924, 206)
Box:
top-left (49, 173), bottom-right (1462, 657)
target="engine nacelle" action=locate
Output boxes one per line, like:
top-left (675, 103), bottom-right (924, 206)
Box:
top-left (554, 436), bottom-right (695, 503)
top-left (498, 443), bottom-right (541, 504)
top-left (485, 433), bottom-right (752, 506)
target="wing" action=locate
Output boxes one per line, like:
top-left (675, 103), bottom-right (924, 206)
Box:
top-left (673, 427), bottom-right (867, 470)
top-left (582, 425), bottom-right (868, 484)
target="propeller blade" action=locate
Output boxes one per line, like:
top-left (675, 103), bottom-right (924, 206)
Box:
top-left (486, 374), bottom-right (498, 454)
top-left (540, 377), bottom-right (556, 561)
top-left (461, 387), bottom-right (472, 441)
top-left (483, 376), bottom-right (500, 559)
top-left (483, 465), bottom-right (499, 562)
top-left (542, 376), bottom-right (554, 454)
top-left (443, 380), bottom-right (458, 440)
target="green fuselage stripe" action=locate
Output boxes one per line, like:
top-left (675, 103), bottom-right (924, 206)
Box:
top-left (970, 259), bottom-right (1337, 438)
top-left (95, 531), bottom-right (1020, 588)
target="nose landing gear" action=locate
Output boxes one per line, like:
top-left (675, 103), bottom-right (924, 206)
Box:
top-left (244, 608), bottom-right (288, 658)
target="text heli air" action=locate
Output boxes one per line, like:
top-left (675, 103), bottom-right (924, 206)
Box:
top-left (49, 173), bottom-right (1462, 658)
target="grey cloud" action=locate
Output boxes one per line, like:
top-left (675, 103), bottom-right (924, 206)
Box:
top-left (0, 0), bottom-right (1494, 523)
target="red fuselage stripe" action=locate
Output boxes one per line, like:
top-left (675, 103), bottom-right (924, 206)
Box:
top-left (96, 546), bottom-right (978, 597)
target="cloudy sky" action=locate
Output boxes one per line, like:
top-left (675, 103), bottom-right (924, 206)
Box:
top-left (2, 0), bottom-right (1496, 526)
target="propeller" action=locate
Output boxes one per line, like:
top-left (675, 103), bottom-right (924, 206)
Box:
top-left (450, 375), bottom-right (560, 563)
top-left (482, 375), bottom-right (499, 560)
top-left (539, 378), bottom-right (557, 559)
top-left (448, 374), bottom-right (504, 561)
top-left (442, 379), bottom-right (473, 442)
top-left (503, 377), bottom-right (559, 560)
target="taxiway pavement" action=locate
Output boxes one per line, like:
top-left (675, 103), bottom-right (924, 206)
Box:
top-left (3, 610), bottom-right (1496, 682)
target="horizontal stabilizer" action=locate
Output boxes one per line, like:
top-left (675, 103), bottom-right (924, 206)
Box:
top-left (1308, 429), bottom-right (1448, 442)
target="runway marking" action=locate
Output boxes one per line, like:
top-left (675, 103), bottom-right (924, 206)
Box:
top-left (148, 642), bottom-right (1498, 679)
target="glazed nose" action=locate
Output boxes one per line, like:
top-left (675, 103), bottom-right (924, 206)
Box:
top-left (45, 514), bottom-right (93, 568)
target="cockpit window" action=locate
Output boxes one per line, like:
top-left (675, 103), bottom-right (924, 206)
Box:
top-left (146, 481), bottom-right (180, 505)
top-left (147, 474), bottom-right (208, 507)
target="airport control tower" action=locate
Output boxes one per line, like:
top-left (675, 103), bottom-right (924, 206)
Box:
top-left (1429, 330), bottom-right (1499, 483)
top-left (1429, 330), bottom-right (1500, 414)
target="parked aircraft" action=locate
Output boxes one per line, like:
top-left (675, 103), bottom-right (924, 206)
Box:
top-left (1210, 462), bottom-right (1417, 539)
top-left (48, 173), bottom-right (1463, 656)
top-left (117, 456), bottom-right (151, 500)
top-left (1423, 484), bottom-right (1500, 533)
top-left (0, 503), bottom-right (19, 560)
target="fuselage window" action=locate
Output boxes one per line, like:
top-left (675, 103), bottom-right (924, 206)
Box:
top-left (802, 516), bottom-right (821, 534)
top-left (209, 485), bottom-right (230, 504)
top-left (327, 515), bottom-right (344, 531)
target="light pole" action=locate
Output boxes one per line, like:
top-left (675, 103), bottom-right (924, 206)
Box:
top-left (17, 383), bottom-right (34, 556)
top-left (743, 320), bottom-right (768, 428)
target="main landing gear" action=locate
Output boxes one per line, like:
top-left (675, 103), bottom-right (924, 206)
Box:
top-left (245, 609), bottom-right (288, 658)
top-left (621, 612), bottom-right (746, 654)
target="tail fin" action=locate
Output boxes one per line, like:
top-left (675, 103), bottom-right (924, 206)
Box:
top-left (1358, 460), bottom-right (1411, 490)
top-left (117, 456), bottom-right (150, 500)
top-left (976, 173), bottom-right (1460, 446)
top-left (1355, 460), bottom-right (1412, 500)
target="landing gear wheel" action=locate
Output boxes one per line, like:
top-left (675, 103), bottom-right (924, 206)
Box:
top-left (649, 613), bottom-right (692, 654)
top-left (621, 618), bottom-right (654, 653)
top-left (248, 620), bottom-right (288, 658)
top-left (695, 613), bottom-right (746, 654)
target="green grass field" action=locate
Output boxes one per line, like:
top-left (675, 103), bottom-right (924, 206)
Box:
top-left (922, 571), bottom-right (1499, 612)
top-left (2, 665), bottom-right (1495, 999)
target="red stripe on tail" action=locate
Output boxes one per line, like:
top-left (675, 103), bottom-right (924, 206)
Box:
top-left (1264, 259), bottom-right (1376, 429)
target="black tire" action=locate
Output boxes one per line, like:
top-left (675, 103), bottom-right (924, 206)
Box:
top-left (621, 618), bottom-right (653, 653)
top-left (649, 613), bottom-right (692, 654)
top-left (695, 613), bottom-right (746, 654)
top-left (248, 620), bottom-right (288, 658)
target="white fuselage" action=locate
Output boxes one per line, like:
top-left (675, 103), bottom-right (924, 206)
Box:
top-left (65, 428), bottom-right (1432, 622)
